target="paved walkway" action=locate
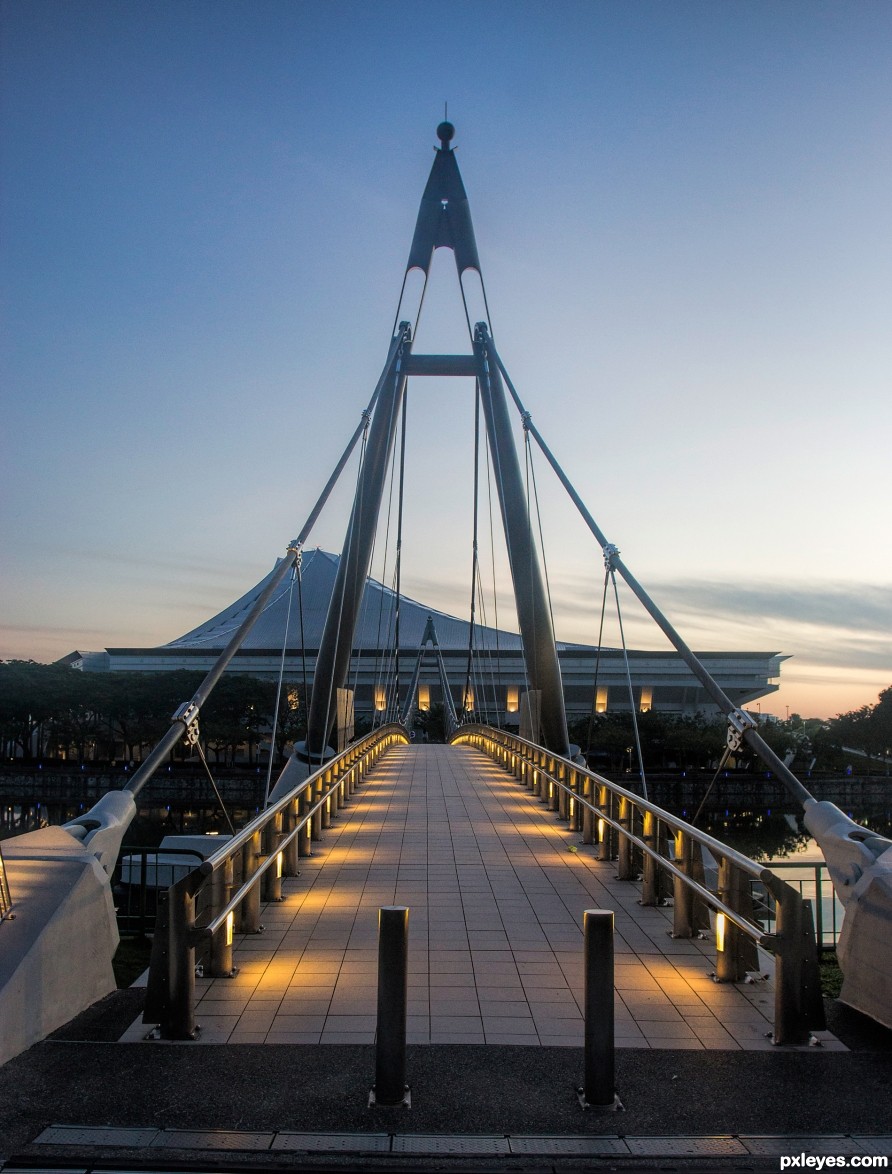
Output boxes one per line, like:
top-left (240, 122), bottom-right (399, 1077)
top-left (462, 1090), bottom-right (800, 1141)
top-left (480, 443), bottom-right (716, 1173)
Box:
top-left (126, 743), bottom-right (841, 1050)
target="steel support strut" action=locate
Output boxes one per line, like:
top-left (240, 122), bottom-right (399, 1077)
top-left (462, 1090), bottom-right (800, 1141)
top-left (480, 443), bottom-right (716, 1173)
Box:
top-left (301, 324), bottom-right (412, 767)
top-left (473, 323), bottom-right (571, 758)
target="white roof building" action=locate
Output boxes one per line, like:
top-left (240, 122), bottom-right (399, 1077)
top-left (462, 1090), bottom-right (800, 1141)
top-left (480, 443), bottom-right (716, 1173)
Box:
top-left (81, 548), bottom-right (785, 722)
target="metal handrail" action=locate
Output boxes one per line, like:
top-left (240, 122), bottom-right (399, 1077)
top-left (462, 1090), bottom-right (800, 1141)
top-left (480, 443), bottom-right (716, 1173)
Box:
top-left (200, 771), bottom-right (345, 938)
top-left (142, 724), bottom-right (409, 1039)
top-left (453, 726), bottom-right (772, 943)
top-left (455, 725), bottom-right (765, 877)
top-left (453, 724), bottom-right (826, 1044)
top-left (589, 802), bottom-right (766, 942)
top-left (200, 723), bottom-right (408, 925)
top-left (762, 859), bottom-right (842, 950)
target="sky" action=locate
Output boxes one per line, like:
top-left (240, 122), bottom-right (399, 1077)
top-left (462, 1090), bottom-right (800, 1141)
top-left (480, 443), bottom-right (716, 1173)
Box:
top-left (1, 0), bottom-right (890, 721)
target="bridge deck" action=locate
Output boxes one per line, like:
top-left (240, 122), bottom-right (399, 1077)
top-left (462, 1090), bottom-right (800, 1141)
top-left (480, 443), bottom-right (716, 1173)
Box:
top-left (126, 744), bottom-right (841, 1050)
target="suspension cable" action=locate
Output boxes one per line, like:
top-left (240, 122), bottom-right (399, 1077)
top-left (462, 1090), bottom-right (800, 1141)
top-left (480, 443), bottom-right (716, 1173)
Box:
top-left (463, 383), bottom-right (481, 719)
top-left (690, 746), bottom-right (733, 827)
top-left (393, 389), bottom-right (408, 720)
top-left (297, 550), bottom-right (309, 744)
top-left (584, 566), bottom-right (611, 758)
top-left (263, 562), bottom-right (297, 805)
top-left (370, 431), bottom-right (399, 726)
top-left (607, 560), bottom-right (648, 801)
top-left (484, 432), bottom-right (512, 710)
top-left (525, 429), bottom-right (558, 645)
top-left (195, 741), bottom-right (236, 835)
top-left (488, 344), bottom-right (814, 806)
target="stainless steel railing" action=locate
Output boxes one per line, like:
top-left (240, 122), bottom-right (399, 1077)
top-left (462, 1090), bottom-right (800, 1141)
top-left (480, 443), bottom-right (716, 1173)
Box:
top-left (141, 724), bottom-right (409, 1039)
top-left (453, 725), bottom-right (826, 1046)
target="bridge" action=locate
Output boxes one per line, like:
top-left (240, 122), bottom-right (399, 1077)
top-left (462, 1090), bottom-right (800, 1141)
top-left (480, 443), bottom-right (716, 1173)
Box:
top-left (0, 121), bottom-right (890, 1165)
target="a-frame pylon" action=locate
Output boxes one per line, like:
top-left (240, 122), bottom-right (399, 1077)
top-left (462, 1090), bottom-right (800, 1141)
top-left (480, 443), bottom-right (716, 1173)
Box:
top-left (298, 122), bottom-right (571, 766)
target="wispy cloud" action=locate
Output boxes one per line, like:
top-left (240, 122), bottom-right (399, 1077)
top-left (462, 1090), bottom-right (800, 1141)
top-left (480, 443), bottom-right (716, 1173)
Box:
top-left (647, 580), bottom-right (892, 635)
top-left (544, 574), bottom-right (892, 673)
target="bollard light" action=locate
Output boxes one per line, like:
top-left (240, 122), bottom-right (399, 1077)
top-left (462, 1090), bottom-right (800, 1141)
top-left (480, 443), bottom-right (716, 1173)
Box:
top-left (371, 906), bottom-right (410, 1108)
top-left (225, 910), bottom-right (234, 947)
top-left (716, 912), bottom-right (727, 953)
top-left (598, 818), bottom-right (606, 841)
top-left (580, 908), bottom-right (622, 1111)
top-left (276, 852), bottom-right (283, 879)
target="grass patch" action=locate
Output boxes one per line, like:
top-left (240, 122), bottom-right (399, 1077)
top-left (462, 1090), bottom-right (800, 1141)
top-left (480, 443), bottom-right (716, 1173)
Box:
top-left (819, 950), bottom-right (844, 999)
top-left (113, 935), bottom-right (152, 988)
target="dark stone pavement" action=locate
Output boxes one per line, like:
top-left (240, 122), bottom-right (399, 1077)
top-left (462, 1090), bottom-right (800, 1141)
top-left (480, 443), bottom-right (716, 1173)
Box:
top-left (0, 990), bottom-right (889, 1172)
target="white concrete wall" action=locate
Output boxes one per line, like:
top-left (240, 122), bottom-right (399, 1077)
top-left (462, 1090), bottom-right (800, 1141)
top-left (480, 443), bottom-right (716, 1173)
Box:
top-left (0, 826), bottom-right (118, 1067)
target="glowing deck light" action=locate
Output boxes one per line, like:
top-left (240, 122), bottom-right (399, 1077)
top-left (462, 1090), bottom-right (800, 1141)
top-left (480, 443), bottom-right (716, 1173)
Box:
top-left (225, 911), bottom-right (234, 947)
top-left (716, 912), bottom-right (727, 953)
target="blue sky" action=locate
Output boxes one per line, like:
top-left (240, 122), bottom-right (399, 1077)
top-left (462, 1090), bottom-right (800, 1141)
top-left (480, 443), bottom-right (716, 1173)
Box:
top-left (2, 0), bottom-right (890, 718)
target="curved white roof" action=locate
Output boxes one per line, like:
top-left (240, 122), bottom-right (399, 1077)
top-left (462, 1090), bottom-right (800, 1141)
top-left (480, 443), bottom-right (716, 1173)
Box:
top-left (163, 548), bottom-right (591, 655)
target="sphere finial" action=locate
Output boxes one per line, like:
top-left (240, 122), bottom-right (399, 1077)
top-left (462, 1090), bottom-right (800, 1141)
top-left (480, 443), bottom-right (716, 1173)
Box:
top-left (437, 120), bottom-right (455, 149)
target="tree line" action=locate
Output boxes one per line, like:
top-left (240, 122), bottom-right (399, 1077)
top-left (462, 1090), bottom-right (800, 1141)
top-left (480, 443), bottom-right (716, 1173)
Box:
top-left (0, 660), bottom-right (306, 766)
top-left (2, 659), bottom-right (889, 773)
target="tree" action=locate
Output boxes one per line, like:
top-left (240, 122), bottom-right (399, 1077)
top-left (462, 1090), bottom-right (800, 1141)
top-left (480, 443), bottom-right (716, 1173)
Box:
top-left (201, 676), bottom-right (277, 766)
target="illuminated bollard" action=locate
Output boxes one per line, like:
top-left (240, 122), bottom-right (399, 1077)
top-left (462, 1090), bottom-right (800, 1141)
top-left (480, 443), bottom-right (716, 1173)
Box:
top-left (579, 909), bottom-right (622, 1111)
top-left (370, 906), bottom-right (410, 1107)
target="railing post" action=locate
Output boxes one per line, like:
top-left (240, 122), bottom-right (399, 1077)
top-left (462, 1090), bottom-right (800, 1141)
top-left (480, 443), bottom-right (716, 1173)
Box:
top-left (321, 770), bottom-right (332, 829)
top-left (297, 789), bottom-right (312, 857)
top-left (715, 858), bottom-right (758, 982)
top-left (582, 776), bottom-right (594, 845)
top-left (137, 850), bottom-right (149, 938)
top-left (768, 879), bottom-right (824, 1045)
top-left (208, 857), bottom-right (236, 977)
top-left (371, 906), bottom-right (410, 1107)
top-left (572, 771), bottom-right (583, 832)
top-left (813, 865), bottom-right (825, 949)
top-left (640, 810), bottom-right (658, 906)
top-left (311, 776), bottom-right (323, 840)
top-left (282, 800), bottom-right (299, 876)
top-left (602, 788), bottom-right (617, 861)
top-left (240, 831), bottom-right (262, 933)
top-left (143, 867), bottom-right (206, 1040)
top-left (329, 764), bottom-right (340, 817)
top-left (616, 796), bottom-right (634, 880)
top-left (558, 761), bottom-right (569, 820)
top-left (672, 830), bottom-right (694, 938)
top-left (262, 815), bottom-right (283, 902)
top-left (579, 909), bottom-right (620, 1111)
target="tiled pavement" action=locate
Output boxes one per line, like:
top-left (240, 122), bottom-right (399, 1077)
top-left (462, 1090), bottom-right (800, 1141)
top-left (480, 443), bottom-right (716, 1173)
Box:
top-left (125, 743), bottom-right (843, 1051)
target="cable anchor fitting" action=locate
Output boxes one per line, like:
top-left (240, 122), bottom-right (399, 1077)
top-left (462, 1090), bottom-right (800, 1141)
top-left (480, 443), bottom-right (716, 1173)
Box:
top-left (726, 708), bottom-right (758, 753)
top-left (521, 411), bottom-right (532, 432)
top-left (602, 542), bottom-right (620, 571)
top-left (172, 701), bottom-right (201, 747)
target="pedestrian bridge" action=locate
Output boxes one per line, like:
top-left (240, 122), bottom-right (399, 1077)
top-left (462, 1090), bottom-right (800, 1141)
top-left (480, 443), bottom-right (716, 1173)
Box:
top-left (1, 120), bottom-right (888, 1070)
top-left (125, 738), bottom-right (840, 1053)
